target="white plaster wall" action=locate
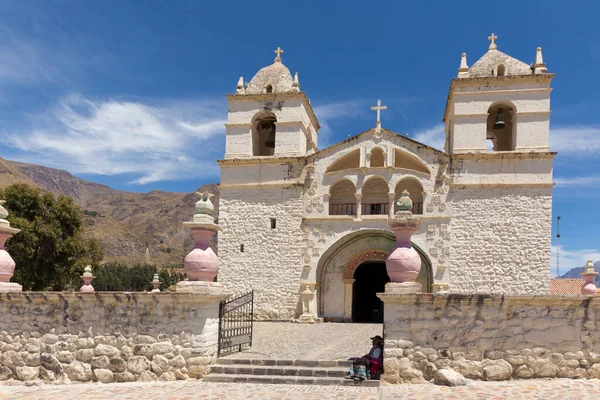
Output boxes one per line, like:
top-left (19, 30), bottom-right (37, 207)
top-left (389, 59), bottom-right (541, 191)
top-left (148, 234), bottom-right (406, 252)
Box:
top-left (220, 160), bottom-right (305, 186)
top-left (450, 157), bottom-right (554, 187)
top-left (218, 187), bottom-right (305, 321)
top-left (225, 97), bottom-right (316, 158)
top-left (448, 81), bottom-right (551, 154)
top-left (447, 186), bottom-right (552, 294)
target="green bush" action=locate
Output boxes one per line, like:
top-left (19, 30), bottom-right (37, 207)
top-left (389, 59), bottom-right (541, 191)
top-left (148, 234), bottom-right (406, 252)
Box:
top-left (93, 263), bottom-right (185, 291)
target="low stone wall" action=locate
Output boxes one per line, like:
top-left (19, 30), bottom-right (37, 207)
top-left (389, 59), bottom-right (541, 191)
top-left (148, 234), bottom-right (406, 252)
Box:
top-left (379, 293), bottom-right (600, 383)
top-left (0, 292), bottom-right (223, 384)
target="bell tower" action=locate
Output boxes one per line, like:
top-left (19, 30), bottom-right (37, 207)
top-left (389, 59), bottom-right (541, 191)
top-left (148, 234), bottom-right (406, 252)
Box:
top-left (224, 47), bottom-right (320, 159)
top-left (443, 34), bottom-right (556, 295)
top-left (444, 34), bottom-right (553, 154)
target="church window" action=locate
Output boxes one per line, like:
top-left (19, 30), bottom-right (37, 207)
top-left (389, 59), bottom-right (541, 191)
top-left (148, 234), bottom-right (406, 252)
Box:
top-left (240, 244), bottom-right (244, 253)
top-left (265, 84), bottom-right (273, 93)
top-left (369, 147), bottom-right (385, 168)
top-left (486, 102), bottom-right (516, 151)
top-left (251, 110), bottom-right (277, 156)
top-left (329, 179), bottom-right (356, 216)
top-left (270, 218), bottom-right (276, 229)
top-left (394, 178), bottom-right (424, 214)
top-left (361, 177), bottom-right (389, 215)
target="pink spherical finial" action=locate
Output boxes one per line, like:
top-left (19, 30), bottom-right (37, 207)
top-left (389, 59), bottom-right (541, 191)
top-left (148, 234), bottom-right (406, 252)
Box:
top-left (80, 265), bottom-right (95, 292)
top-left (386, 192), bottom-right (422, 285)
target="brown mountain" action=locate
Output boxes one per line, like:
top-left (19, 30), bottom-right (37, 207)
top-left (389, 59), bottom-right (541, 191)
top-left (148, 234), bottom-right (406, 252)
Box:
top-left (0, 157), bottom-right (219, 266)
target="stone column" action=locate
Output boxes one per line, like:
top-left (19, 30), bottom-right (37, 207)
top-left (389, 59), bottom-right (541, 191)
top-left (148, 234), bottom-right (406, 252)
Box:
top-left (581, 260), bottom-right (598, 296)
top-left (343, 278), bottom-right (355, 320)
top-left (355, 193), bottom-right (362, 220)
top-left (385, 191), bottom-right (422, 294)
top-left (0, 201), bottom-right (21, 293)
top-left (388, 192), bottom-right (396, 218)
top-left (177, 192), bottom-right (227, 297)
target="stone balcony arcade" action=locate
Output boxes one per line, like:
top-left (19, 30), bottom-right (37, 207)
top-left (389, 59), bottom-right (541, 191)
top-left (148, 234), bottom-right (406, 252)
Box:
top-left (327, 176), bottom-right (424, 219)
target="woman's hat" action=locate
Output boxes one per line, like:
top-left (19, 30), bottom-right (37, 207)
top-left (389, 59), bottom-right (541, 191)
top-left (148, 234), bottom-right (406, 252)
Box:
top-left (370, 335), bottom-right (384, 342)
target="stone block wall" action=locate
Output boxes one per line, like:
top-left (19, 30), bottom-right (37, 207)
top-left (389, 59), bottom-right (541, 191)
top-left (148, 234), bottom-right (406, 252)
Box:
top-left (448, 187), bottom-right (552, 294)
top-left (0, 292), bottom-right (220, 384)
top-left (380, 293), bottom-right (600, 384)
top-left (219, 187), bottom-right (305, 321)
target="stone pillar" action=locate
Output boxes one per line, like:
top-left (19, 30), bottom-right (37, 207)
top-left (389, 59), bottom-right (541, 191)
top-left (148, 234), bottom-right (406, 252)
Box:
top-left (355, 193), bottom-right (362, 220)
top-left (385, 191), bottom-right (421, 294)
top-left (388, 192), bottom-right (396, 218)
top-left (0, 201), bottom-right (21, 293)
top-left (80, 265), bottom-right (95, 292)
top-left (343, 278), bottom-right (355, 320)
top-left (151, 273), bottom-right (161, 293)
top-left (581, 260), bottom-right (598, 296)
top-left (177, 192), bottom-right (226, 295)
top-left (297, 281), bottom-right (317, 323)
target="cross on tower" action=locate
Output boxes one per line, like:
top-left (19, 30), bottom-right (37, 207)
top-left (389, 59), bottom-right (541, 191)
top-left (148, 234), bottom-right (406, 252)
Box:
top-left (488, 33), bottom-right (498, 50)
top-left (274, 46), bottom-right (284, 62)
top-left (370, 99), bottom-right (387, 129)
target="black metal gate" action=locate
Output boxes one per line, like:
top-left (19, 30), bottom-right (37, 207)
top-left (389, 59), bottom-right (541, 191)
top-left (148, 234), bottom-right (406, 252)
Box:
top-left (217, 290), bottom-right (253, 357)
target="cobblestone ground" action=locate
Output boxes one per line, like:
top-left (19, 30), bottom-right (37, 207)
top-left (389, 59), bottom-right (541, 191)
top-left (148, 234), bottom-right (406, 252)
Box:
top-left (2, 379), bottom-right (600, 399)
top-left (225, 322), bottom-right (382, 360)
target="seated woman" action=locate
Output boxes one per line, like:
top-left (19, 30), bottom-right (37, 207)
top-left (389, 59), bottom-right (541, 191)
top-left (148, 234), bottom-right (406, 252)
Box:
top-left (345, 335), bottom-right (384, 381)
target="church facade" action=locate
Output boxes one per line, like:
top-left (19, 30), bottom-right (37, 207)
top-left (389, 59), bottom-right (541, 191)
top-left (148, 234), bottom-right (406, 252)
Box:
top-left (217, 38), bottom-right (555, 322)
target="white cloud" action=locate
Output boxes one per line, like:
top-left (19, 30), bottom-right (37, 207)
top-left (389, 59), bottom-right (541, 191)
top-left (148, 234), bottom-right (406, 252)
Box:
top-left (550, 126), bottom-right (600, 155)
top-left (551, 245), bottom-right (600, 277)
top-left (412, 124), bottom-right (445, 151)
top-left (554, 175), bottom-right (600, 187)
top-left (313, 101), bottom-right (366, 147)
top-left (2, 94), bottom-right (226, 184)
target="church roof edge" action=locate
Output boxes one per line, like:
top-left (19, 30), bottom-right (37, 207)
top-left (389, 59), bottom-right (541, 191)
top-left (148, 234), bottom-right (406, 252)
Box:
top-left (310, 127), bottom-right (449, 160)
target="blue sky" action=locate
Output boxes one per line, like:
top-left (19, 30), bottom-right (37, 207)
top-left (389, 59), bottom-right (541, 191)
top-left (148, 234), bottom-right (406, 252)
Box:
top-left (0, 0), bottom-right (598, 274)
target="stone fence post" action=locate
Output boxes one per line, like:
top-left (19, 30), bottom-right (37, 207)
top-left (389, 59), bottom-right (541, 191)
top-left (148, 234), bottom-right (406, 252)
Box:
top-left (0, 200), bottom-right (21, 293)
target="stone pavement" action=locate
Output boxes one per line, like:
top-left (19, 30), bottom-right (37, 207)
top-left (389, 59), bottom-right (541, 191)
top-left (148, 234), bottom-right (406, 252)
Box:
top-left (2, 379), bottom-right (600, 399)
top-left (225, 322), bottom-right (382, 360)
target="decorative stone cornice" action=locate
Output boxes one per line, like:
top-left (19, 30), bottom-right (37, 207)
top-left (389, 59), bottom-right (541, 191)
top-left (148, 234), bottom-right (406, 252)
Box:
top-left (451, 151), bottom-right (556, 161)
top-left (218, 156), bottom-right (308, 166)
top-left (226, 92), bottom-right (320, 130)
top-left (450, 182), bottom-right (554, 189)
top-left (220, 182), bottom-right (303, 189)
top-left (377, 293), bottom-right (600, 306)
top-left (443, 74), bottom-right (555, 123)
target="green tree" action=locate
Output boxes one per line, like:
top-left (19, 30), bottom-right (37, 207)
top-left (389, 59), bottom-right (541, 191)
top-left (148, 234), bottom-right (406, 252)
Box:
top-left (0, 183), bottom-right (103, 291)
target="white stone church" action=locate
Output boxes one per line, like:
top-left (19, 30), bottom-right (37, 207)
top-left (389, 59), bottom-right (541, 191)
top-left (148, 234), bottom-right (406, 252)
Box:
top-left (217, 36), bottom-right (555, 322)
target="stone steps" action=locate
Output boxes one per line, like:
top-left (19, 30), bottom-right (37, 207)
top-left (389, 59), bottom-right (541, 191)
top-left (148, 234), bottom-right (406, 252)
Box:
top-left (205, 358), bottom-right (380, 387)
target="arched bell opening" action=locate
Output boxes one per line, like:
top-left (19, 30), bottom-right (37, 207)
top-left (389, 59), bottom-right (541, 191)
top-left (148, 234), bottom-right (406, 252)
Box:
top-left (251, 110), bottom-right (277, 156)
top-left (487, 101), bottom-right (516, 151)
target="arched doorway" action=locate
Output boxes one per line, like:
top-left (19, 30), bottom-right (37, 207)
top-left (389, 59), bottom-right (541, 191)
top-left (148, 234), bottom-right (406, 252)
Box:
top-left (352, 261), bottom-right (389, 323)
top-left (316, 229), bottom-right (433, 322)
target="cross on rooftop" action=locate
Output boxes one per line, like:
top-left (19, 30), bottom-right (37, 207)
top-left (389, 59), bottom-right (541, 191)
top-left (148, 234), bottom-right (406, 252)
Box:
top-left (274, 46), bottom-right (284, 62)
top-left (488, 33), bottom-right (498, 50)
top-left (371, 99), bottom-right (387, 129)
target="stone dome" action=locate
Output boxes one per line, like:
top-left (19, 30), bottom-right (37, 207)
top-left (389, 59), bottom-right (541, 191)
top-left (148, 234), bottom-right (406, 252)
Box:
top-left (245, 61), bottom-right (294, 94)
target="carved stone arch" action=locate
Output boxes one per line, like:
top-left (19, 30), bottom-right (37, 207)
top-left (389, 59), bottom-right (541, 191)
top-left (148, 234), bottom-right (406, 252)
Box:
top-left (343, 249), bottom-right (389, 279)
